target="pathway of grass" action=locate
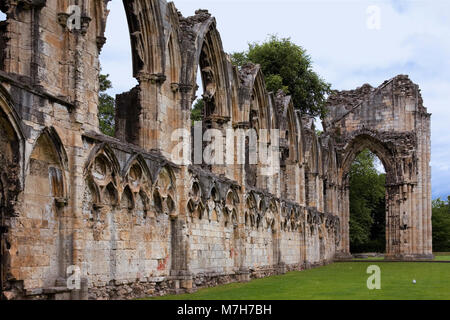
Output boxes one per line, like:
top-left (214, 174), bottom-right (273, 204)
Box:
top-left (147, 262), bottom-right (450, 300)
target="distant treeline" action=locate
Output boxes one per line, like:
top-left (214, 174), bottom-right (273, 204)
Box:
top-left (432, 197), bottom-right (450, 252)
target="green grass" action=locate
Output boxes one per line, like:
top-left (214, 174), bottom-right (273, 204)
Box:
top-left (147, 262), bottom-right (450, 300)
top-left (435, 256), bottom-right (450, 261)
top-left (351, 253), bottom-right (450, 261)
top-left (352, 257), bottom-right (385, 260)
top-left (434, 253), bottom-right (450, 261)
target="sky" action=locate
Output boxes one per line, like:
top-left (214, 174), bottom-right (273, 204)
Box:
top-left (3, 1), bottom-right (449, 199)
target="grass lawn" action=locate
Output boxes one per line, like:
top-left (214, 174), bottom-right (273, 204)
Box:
top-left (352, 257), bottom-right (385, 261)
top-left (351, 253), bottom-right (450, 261)
top-left (435, 253), bottom-right (450, 261)
top-left (147, 262), bottom-right (450, 300)
top-left (435, 256), bottom-right (450, 261)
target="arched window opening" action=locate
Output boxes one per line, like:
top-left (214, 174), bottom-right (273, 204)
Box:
top-left (349, 149), bottom-right (386, 255)
top-left (199, 43), bottom-right (218, 119)
top-left (98, 2), bottom-right (137, 137)
top-left (245, 91), bottom-right (262, 188)
top-left (190, 65), bottom-right (203, 124)
top-left (167, 34), bottom-right (179, 85)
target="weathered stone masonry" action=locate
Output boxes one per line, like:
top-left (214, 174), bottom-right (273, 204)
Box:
top-left (0, 0), bottom-right (432, 300)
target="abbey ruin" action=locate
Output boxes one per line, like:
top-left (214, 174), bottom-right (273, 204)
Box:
top-left (0, 0), bottom-right (432, 300)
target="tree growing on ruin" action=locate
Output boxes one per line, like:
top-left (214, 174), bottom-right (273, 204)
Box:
top-left (98, 73), bottom-right (115, 137)
top-left (231, 35), bottom-right (331, 118)
top-left (191, 98), bottom-right (204, 123)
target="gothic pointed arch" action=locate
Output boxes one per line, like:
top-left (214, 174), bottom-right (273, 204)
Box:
top-left (85, 143), bottom-right (120, 205)
top-left (305, 130), bottom-right (320, 175)
top-left (122, 153), bottom-right (152, 191)
top-left (167, 31), bottom-right (182, 86)
top-left (245, 191), bottom-right (258, 229)
top-left (266, 199), bottom-right (278, 229)
top-left (277, 95), bottom-right (300, 163)
top-left (339, 132), bottom-right (395, 184)
top-left (0, 85), bottom-right (24, 186)
top-left (180, 11), bottom-right (232, 119)
top-left (103, 182), bottom-right (119, 207)
top-left (295, 111), bottom-right (306, 166)
top-left (27, 127), bottom-right (69, 200)
top-left (224, 187), bottom-right (239, 225)
top-left (92, 0), bottom-right (111, 52)
top-left (121, 185), bottom-right (135, 210)
top-left (153, 165), bottom-right (177, 217)
top-left (251, 68), bottom-right (270, 130)
top-left (165, 3), bottom-right (182, 87)
top-left (15, 126), bottom-right (72, 290)
top-left (33, 127), bottom-right (69, 169)
top-left (238, 65), bottom-right (271, 132)
top-left (187, 176), bottom-right (203, 218)
top-left (225, 187), bottom-right (240, 207)
top-left (123, 0), bottom-right (165, 79)
top-left (326, 139), bottom-right (338, 185)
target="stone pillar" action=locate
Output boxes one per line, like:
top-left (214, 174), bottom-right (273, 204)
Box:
top-left (298, 165), bottom-right (306, 206)
top-left (343, 185), bottom-right (350, 255)
top-left (305, 172), bottom-right (318, 208)
top-left (203, 116), bottom-right (231, 177)
top-left (170, 165), bottom-right (196, 293)
top-left (236, 192), bottom-right (250, 282)
top-left (139, 75), bottom-right (165, 151)
top-left (335, 184), bottom-right (351, 259)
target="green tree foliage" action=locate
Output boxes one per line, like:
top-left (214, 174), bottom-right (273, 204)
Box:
top-left (349, 149), bottom-right (386, 253)
top-left (191, 98), bottom-right (204, 123)
top-left (230, 52), bottom-right (248, 69)
top-left (231, 35), bottom-right (331, 118)
top-left (98, 74), bottom-right (115, 137)
top-left (432, 197), bottom-right (450, 252)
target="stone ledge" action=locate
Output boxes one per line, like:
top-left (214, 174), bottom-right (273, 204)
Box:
top-left (42, 287), bottom-right (71, 294)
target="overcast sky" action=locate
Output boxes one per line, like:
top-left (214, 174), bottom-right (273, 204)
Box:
top-left (5, 1), bottom-right (449, 199)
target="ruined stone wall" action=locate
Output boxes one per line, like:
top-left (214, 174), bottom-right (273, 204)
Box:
top-left (324, 75), bottom-right (433, 260)
top-left (0, 0), bottom-right (430, 301)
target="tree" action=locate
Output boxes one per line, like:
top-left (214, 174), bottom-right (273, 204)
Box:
top-left (98, 74), bottom-right (115, 137)
top-left (349, 149), bottom-right (386, 253)
top-left (191, 98), bottom-right (204, 123)
top-left (432, 197), bottom-right (450, 252)
top-left (231, 35), bottom-right (331, 118)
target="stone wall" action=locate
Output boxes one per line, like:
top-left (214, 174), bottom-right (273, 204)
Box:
top-left (324, 75), bottom-right (433, 259)
top-left (0, 0), bottom-right (431, 300)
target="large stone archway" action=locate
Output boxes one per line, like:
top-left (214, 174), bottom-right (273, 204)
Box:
top-left (325, 76), bottom-right (433, 260)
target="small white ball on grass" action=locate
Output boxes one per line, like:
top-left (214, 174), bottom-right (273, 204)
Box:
top-left (412, 280), bottom-right (417, 284)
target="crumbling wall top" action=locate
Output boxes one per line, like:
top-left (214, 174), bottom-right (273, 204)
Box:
top-left (327, 75), bottom-right (424, 110)
top-left (179, 9), bottom-right (212, 31)
top-left (327, 83), bottom-right (374, 110)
